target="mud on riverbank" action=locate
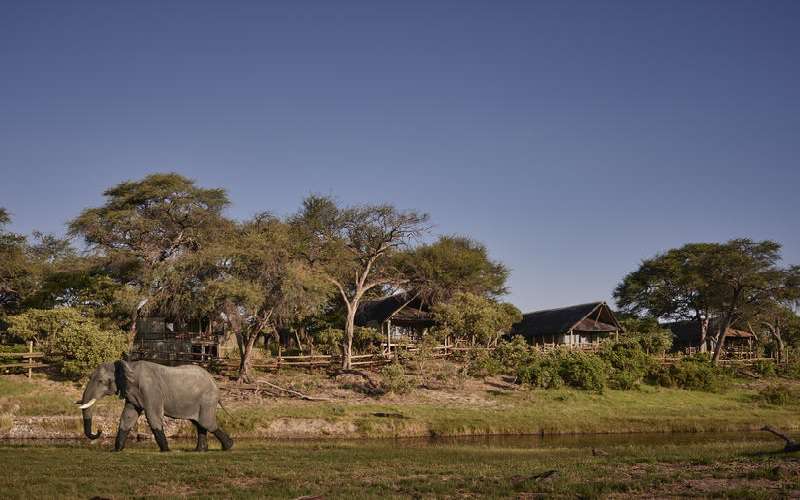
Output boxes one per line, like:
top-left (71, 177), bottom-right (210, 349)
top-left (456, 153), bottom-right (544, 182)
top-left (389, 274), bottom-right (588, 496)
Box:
top-left (4, 369), bottom-right (800, 441)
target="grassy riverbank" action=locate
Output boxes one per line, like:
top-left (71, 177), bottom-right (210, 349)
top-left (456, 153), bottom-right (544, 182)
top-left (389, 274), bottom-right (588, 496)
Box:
top-left (3, 365), bottom-right (800, 439)
top-left (2, 435), bottom-right (800, 498)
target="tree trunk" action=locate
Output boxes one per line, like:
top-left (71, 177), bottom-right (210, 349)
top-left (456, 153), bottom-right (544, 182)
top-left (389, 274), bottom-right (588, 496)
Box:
top-left (711, 319), bottom-right (732, 364)
top-left (698, 316), bottom-right (709, 353)
top-left (237, 330), bottom-right (260, 383)
top-left (294, 329), bottom-right (304, 354)
top-left (342, 307), bottom-right (355, 370)
top-left (127, 307), bottom-right (141, 352)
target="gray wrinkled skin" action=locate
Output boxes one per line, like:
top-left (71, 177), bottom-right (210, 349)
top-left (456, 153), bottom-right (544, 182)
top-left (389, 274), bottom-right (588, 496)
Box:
top-left (80, 360), bottom-right (233, 452)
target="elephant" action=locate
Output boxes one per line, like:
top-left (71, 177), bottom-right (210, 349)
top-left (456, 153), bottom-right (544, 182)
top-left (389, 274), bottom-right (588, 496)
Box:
top-left (77, 360), bottom-right (233, 452)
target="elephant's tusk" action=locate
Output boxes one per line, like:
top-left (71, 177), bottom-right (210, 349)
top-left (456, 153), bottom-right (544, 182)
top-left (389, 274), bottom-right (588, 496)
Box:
top-left (78, 398), bottom-right (97, 409)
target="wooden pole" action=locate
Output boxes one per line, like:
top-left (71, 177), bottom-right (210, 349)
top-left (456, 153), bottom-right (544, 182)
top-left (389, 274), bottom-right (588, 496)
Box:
top-left (27, 341), bottom-right (33, 379)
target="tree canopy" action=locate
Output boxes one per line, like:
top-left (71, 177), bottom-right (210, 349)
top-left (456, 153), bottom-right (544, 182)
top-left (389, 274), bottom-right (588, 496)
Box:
top-left (615, 239), bottom-right (800, 362)
top-left (290, 195), bottom-right (429, 368)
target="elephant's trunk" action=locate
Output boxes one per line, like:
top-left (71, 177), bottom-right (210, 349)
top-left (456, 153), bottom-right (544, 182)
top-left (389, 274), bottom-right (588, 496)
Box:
top-left (80, 389), bottom-right (102, 440)
top-left (82, 406), bottom-right (102, 440)
top-left (81, 404), bottom-right (102, 440)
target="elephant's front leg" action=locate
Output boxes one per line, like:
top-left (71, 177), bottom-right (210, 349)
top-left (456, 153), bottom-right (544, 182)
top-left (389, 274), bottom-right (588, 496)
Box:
top-left (144, 407), bottom-right (170, 452)
top-left (114, 402), bottom-right (141, 452)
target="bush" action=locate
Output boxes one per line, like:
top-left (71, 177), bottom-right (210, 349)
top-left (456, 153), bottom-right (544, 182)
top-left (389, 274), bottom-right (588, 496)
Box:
top-left (313, 328), bottom-right (343, 355)
top-left (494, 336), bottom-right (533, 373)
top-left (608, 370), bottom-right (640, 391)
top-left (654, 355), bottom-right (725, 392)
top-left (462, 349), bottom-right (502, 378)
top-left (353, 326), bottom-right (383, 353)
top-left (6, 308), bottom-right (127, 379)
top-left (752, 359), bottom-right (777, 377)
top-left (556, 350), bottom-right (609, 392)
top-left (599, 339), bottom-right (656, 389)
top-left (755, 384), bottom-right (799, 406)
top-left (380, 363), bottom-right (412, 394)
top-left (779, 360), bottom-right (800, 379)
top-left (516, 349), bottom-right (609, 392)
top-left (618, 316), bottom-right (673, 354)
top-left (50, 325), bottom-right (128, 379)
top-left (517, 354), bottom-right (563, 389)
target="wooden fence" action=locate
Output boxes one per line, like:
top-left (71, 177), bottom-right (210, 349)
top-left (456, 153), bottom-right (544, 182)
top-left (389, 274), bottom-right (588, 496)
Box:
top-left (0, 342), bottom-right (48, 378)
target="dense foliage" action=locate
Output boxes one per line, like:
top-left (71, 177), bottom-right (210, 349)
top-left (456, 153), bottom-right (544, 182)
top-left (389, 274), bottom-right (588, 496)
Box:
top-left (6, 308), bottom-right (127, 378)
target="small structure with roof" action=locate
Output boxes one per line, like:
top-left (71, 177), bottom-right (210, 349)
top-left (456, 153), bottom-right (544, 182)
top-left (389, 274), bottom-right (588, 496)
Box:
top-left (355, 293), bottom-right (435, 347)
top-left (511, 301), bottom-right (623, 348)
top-left (130, 316), bottom-right (223, 364)
top-left (667, 320), bottom-right (757, 358)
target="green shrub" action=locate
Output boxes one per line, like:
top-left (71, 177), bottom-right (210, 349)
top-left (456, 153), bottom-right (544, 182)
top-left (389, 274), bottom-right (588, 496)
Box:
top-left (517, 354), bottom-right (563, 389)
top-left (465, 349), bottom-right (503, 378)
top-left (618, 317), bottom-right (674, 354)
top-left (6, 308), bottom-right (127, 379)
top-left (599, 339), bottom-right (656, 389)
top-left (556, 350), bottom-right (609, 392)
top-left (654, 355), bottom-right (725, 392)
top-left (379, 363), bottom-right (412, 394)
top-left (755, 384), bottom-right (799, 406)
top-left (313, 328), bottom-right (343, 355)
top-left (493, 335), bottom-right (532, 372)
top-left (778, 360), bottom-right (800, 379)
top-left (752, 359), bottom-right (777, 377)
top-left (516, 349), bottom-right (609, 392)
top-left (353, 326), bottom-right (383, 353)
top-left (608, 370), bottom-right (640, 390)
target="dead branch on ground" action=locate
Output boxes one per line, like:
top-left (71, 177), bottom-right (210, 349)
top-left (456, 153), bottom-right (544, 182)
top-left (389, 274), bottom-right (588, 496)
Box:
top-left (761, 425), bottom-right (800, 452)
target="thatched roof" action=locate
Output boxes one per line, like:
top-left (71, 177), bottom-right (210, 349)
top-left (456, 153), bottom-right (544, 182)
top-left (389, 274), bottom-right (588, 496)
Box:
top-left (355, 293), bottom-right (433, 326)
top-left (511, 301), bottom-right (622, 339)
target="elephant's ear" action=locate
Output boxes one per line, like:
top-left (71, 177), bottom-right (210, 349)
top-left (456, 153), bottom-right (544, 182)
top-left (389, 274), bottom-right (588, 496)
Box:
top-left (114, 360), bottom-right (135, 399)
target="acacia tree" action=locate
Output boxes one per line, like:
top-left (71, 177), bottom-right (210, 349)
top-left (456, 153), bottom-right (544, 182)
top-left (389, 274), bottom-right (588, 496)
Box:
top-left (68, 173), bottom-right (230, 344)
top-left (162, 214), bottom-right (331, 382)
top-left (744, 265), bottom-right (800, 362)
top-left (614, 243), bottom-right (717, 352)
top-left (702, 240), bottom-right (791, 362)
top-left (616, 239), bottom-right (798, 363)
top-left (290, 195), bottom-right (429, 369)
top-left (397, 235), bottom-right (509, 305)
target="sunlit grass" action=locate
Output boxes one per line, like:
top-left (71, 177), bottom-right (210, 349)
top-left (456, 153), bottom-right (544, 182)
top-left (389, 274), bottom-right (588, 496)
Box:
top-left (1, 436), bottom-right (799, 498)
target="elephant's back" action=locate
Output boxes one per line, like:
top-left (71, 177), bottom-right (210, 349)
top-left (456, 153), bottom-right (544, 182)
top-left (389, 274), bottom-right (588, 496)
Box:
top-left (144, 362), bottom-right (219, 390)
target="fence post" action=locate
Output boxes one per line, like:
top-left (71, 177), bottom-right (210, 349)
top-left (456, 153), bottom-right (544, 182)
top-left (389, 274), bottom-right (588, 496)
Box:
top-left (27, 341), bottom-right (33, 379)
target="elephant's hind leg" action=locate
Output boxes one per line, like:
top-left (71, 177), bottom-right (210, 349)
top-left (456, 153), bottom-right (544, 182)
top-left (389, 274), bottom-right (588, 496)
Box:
top-left (192, 421), bottom-right (208, 452)
top-left (213, 428), bottom-right (234, 451)
top-left (199, 403), bottom-right (234, 451)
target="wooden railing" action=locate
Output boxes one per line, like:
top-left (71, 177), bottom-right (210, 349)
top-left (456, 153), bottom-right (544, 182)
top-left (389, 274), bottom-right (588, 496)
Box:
top-left (0, 342), bottom-right (48, 378)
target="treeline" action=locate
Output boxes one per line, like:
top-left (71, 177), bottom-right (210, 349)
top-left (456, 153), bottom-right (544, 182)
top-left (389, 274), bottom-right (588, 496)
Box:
top-left (2, 173), bottom-right (799, 383)
top-left (0, 173), bottom-right (519, 380)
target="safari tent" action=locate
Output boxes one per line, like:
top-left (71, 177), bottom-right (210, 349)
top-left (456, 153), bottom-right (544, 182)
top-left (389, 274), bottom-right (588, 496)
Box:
top-left (511, 301), bottom-right (623, 348)
top-left (355, 293), bottom-right (435, 347)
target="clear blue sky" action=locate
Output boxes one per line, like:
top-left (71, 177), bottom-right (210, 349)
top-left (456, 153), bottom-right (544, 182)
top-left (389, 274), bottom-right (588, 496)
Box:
top-left (1, 1), bottom-right (798, 312)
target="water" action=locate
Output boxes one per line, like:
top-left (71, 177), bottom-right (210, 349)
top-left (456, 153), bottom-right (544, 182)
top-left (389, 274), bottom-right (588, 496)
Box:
top-left (0, 431), bottom-right (777, 450)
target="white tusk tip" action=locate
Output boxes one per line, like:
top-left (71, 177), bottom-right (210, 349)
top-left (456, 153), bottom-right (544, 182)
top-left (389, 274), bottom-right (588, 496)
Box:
top-left (78, 398), bottom-right (97, 409)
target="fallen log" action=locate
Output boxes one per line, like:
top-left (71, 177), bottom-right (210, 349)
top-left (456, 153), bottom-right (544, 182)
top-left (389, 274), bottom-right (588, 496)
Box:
top-left (761, 425), bottom-right (800, 452)
top-left (259, 381), bottom-right (331, 402)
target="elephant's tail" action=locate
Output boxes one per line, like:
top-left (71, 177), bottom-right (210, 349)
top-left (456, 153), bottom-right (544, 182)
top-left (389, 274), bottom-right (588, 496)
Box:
top-left (218, 400), bottom-right (234, 419)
